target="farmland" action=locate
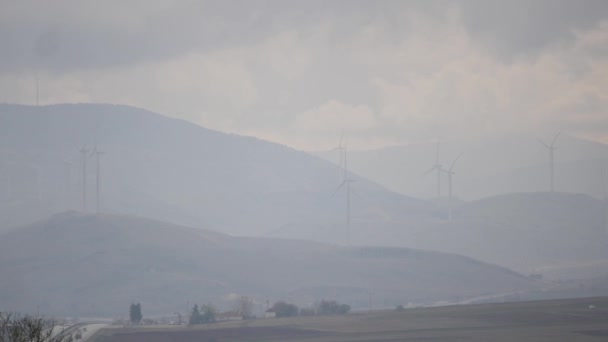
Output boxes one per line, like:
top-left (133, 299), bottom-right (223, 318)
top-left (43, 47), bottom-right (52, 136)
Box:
top-left (92, 297), bottom-right (608, 342)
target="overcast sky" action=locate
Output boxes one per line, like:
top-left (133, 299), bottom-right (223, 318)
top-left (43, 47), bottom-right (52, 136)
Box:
top-left (1, 0), bottom-right (608, 150)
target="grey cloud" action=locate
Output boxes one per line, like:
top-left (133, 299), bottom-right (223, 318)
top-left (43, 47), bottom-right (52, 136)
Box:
top-left (1, 0), bottom-right (607, 150)
top-left (458, 0), bottom-right (608, 60)
top-left (2, 1), bottom-right (608, 73)
top-left (0, 1), bottom-right (286, 72)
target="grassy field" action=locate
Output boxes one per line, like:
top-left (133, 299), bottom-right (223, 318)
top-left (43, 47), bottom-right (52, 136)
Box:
top-left (92, 297), bottom-right (608, 341)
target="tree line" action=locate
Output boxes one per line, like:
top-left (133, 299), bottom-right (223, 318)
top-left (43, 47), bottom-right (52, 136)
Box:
top-left (269, 300), bottom-right (350, 317)
top-left (186, 299), bottom-right (351, 325)
top-left (272, 300), bottom-right (350, 317)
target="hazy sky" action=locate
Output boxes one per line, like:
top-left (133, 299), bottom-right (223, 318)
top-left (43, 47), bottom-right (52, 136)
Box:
top-left (1, 0), bottom-right (608, 150)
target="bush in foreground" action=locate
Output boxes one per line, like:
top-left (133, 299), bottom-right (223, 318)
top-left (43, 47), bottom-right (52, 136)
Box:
top-left (0, 312), bottom-right (73, 342)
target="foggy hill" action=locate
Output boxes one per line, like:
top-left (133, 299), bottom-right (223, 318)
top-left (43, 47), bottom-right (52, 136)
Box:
top-left (316, 134), bottom-right (608, 201)
top-left (341, 192), bottom-right (608, 280)
top-left (0, 103), bottom-right (431, 237)
top-left (2, 104), bottom-right (606, 283)
top-left (0, 212), bottom-right (539, 316)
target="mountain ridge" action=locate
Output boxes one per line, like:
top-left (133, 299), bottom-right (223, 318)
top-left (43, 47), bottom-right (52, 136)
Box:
top-left (0, 103), bottom-right (431, 236)
top-left (0, 212), bottom-right (539, 316)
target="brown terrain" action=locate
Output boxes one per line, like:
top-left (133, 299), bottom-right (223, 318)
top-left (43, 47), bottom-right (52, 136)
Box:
top-left (93, 296), bottom-right (608, 342)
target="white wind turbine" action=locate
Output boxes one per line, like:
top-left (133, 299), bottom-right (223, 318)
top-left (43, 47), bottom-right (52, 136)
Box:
top-left (93, 146), bottom-right (104, 214)
top-left (333, 146), bottom-right (355, 246)
top-left (538, 132), bottom-right (561, 192)
top-left (333, 132), bottom-right (346, 175)
top-left (80, 146), bottom-right (90, 211)
top-left (603, 162), bottom-right (608, 239)
top-left (424, 142), bottom-right (444, 199)
top-left (444, 153), bottom-right (462, 220)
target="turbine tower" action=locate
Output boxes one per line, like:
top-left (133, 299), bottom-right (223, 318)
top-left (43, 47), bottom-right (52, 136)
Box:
top-left (93, 146), bottom-right (104, 214)
top-left (333, 132), bottom-right (346, 175)
top-left (444, 153), bottom-right (462, 220)
top-left (424, 142), bottom-right (444, 199)
top-left (80, 146), bottom-right (89, 211)
top-left (36, 76), bottom-right (39, 106)
top-left (538, 132), bottom-right (561, 192)
top-left (603, 162), bottom-right (608, 239)
top-left (334, 146), bottom-right (355, 246)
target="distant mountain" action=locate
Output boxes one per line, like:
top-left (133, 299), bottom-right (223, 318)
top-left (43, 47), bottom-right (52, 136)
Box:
top-left (0, 103), bottom-right (431, 237)
top-left (316, 134), bottom-right (608, 201)
top-left (0, 212), bottom-right (538, 316)
top-left (2, 104), bottom-right (605, 283)
top-left (341, 192), bottom-right (608, 280)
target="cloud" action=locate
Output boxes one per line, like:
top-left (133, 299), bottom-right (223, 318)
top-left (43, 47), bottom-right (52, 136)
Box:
top-left (1, 1), bottom-right (608, 150)
top-left (367, 17), bottom-right (608, 143)
top-left (2, 1), bottom-right (607, 73)
top-left (294, 100), bottom-right (376, 133)
top-left (457, 0), bottom-right (608, 59)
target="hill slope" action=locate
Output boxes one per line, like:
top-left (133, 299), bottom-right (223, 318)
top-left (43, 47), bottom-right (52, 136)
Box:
top-left (0, 103), bottom-right (430, 238)
top-left (355, 192), bottom-right (608, 279)
top-left (0, 212), bottom-right (538, 316)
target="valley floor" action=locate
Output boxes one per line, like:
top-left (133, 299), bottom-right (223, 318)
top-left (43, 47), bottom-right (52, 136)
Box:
top-left (91, 296), bottom-right (608, 342)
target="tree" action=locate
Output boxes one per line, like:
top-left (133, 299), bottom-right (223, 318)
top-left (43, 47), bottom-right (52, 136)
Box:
top-left (200, 304), bottom-right (216, 323)
top-left (271, 301), bottom-right (299, 317)
top-left (189, 304), bottom-right (216, 325)
top-left (0, 312), bottom-right (73, 342)
top-left (129, 303), bottom-right (142, 325)
top-left (189, 305), bottom-right (201, 325)
top-left (317, 300), bottom-right (350, 315)
top-left (337, 304), bottom-right (351, 314)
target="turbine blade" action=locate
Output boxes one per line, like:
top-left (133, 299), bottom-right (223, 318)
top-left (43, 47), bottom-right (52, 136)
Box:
top-left (423, 166), bottom-right (436, 176)
top-left (449, 153), bottom-right (462, 172)
top-left (537, 139), bottom-right (550, 149)
top-left (332, 180), bottom-right (346, 197)
top-left (551, 131), bottom-right (562, 146)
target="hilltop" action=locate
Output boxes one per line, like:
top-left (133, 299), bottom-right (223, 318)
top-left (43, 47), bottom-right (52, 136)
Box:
top-left (0, 212), bottom-right (538, 316)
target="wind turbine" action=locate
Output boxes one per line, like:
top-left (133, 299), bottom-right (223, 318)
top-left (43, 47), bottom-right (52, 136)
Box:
top-left (93, 146), bottom-right (104, 214)
top-left (333, 146), bottom-right (355, 246)
top-left (603, 162), bottom-right (608, 239)
top-left (444, 153), bottom-right (462, 220)
top-left (538, 132), bottom-right (561, 192)
top-left (424, 142), bottom-right (444, 199)
top-left (34, 73), bottom-right (39, 106)
top-left (333, 132), bottom-right (346, 174)
top-left (80, 146), bottom-right (89, 211)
